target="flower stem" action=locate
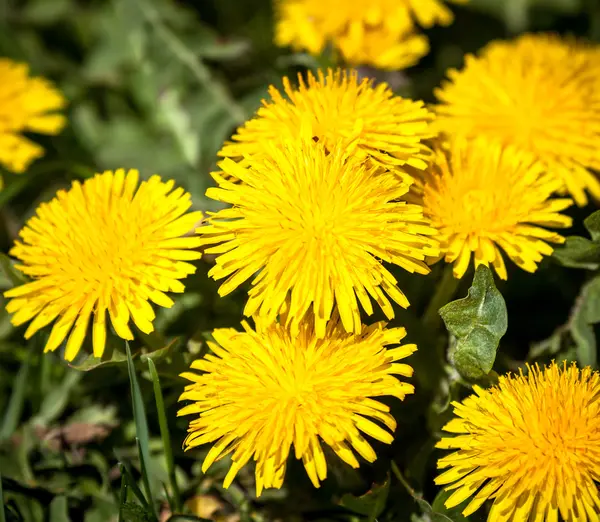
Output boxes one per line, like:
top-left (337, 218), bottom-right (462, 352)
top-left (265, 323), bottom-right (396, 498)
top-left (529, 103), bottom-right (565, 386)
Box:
top-left (423, 265), bottom-right (460, 331)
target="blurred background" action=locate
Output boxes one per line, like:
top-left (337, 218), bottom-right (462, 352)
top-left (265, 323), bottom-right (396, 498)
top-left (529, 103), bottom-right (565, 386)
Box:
top-left (1, 0), bottom-right (599, 521)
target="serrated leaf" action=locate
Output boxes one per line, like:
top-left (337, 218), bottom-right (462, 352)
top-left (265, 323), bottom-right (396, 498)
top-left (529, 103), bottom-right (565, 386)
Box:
top-left (440, 265), bottom-right (507, 380)
top-left (339, 475), bottom-right (389, 521)
top-left (553, 210), bottom-right (600, 269)
top-left (68, 349), bottom-right (128, 372)
top-left (140, 338), bottom-right (181, 365)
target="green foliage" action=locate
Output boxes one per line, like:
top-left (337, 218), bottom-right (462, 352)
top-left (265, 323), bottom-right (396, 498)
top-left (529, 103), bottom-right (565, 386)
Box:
top-left (1, 0), bottom-right (599, 521)
top-left (440, 266), bottom-right (507, 380)
top-left (553, 210), bottom-right (600, 270)
top-left (339, 475), bottom-right (389, 520)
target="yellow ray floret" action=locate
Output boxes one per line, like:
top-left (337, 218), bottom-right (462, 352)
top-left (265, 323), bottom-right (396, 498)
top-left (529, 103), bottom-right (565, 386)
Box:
top-left (178, 316), bottom-right (416, 496)
top-left (4, 169), bottom-right (203, 361)
top-left (435, 33), bottom-right (600, 206)
top-left (0, 58), bottom-right (66, 174)
top-left (419, 137), bottom-right (572, 280)
top-left (435, 362), bottom-right (600, 521)
top-left (219, 69), bottom-right (435, 182)
top-left (199, 136), bottom-right (439, 338)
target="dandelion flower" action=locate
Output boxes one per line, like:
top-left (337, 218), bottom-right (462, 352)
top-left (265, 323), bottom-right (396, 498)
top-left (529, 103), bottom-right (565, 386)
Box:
top-left (178, 316), bottom-right (416, 496)
top-left (435, 33), bottom-right (600, 206)
top-left (275, 0), bottom-right (429, 70)
top-left (219, 69), bottom-right (434, 180)
top-left (435, 362), bottom-right (600, 521)
top-left (419, 137), bottom-right (572, 280)
top-left (0, 58), bottom-right (66, 174)
top-left (200, 135), bottom-right (439, 337)
top-left (4, 169), bottom-right (203, 361)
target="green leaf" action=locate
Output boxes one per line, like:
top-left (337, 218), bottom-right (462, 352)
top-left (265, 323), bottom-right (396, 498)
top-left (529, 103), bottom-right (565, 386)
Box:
top-left (553, 210), bottom-right (600, 269)
top-left (120, 503), bottom-right (153, 522)
top-left (68, 349), bottom-right (128, 372)
top-left (529, 275), bottom-right (600, 367)
top-left (32, 369), bottom-right (82, 426)
top-left (567, 276), bottom-right (600, 367)
top-left (125, 343), bottom-right (157, 520)
top-left (49, 496), bottom-right (70, 522)
top-left (140, 338), bottom-right (181, 365)
top-left (0, 253), bottom-right (27, 288)
top-left (0, 358), bottom-right (30, 441)
top-left (431, 490), bottom-right (470, 522)
top-left (339, 475), bottom-right (390, 521)
top-left (21, 0), bottom-right (71, 24)
top-left (416, 499), bottom-right (455, 522)
top-left (440, 265), bottom-right (507, 380)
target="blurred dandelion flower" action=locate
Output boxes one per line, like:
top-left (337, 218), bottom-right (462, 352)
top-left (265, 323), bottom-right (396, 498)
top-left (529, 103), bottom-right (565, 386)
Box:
top-left (275, 0), bottom-right (429, 70)
top-left (4, 169), bottom-right (203, 361)
top-left (435, 33), bottom-right (600, 206)
top-left (179, 316), bottom-right (416, 495)
top-left (436, 362), bottom-right (600, 521)
top-left (274, 0), bottom-right (465, 68)
top-left (200, 136), bottom-right (438, 337)
top-left (419, 137), bottom-right (572, 279)
top-left (0, 58), bottom-right (66, 175)
top-left (219, 69), bottom-right (434, 181)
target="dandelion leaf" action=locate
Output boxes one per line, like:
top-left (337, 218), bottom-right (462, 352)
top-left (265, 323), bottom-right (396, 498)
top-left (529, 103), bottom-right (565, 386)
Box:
top-left (440, 265), bottom-right (507, 380)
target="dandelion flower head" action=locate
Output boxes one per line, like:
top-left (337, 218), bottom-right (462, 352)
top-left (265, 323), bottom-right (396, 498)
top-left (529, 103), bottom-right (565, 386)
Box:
top-left (275, 0), bottom-right (430, 70)
top-left (4, 169), bottom-right (203, 361)
top-left (0, 58), bottom-right (66, 174)
top-left (200, 135), bottom-right (439, 338)
top-left (419, 137), bottom-right (572, 279)
top-left (219, 69), bottom-right (435, 181)
top-left (436, 362), bottom-right (600, 521)
top-left (435, 33), bottom-right (600, 206)
top-left (178, 316), bottom-right (416, 496)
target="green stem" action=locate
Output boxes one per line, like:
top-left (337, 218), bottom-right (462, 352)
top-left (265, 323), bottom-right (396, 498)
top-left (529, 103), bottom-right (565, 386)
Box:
top-left (423, 265), bottom-right (460, 331)
top-left (390, 462), bottom-right (417, 498)
top-left (148, 358), bottom-right (182, 513)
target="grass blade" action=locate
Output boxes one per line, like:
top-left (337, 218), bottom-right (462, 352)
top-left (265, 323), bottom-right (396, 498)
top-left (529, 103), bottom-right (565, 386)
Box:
top-left (119, 460), bottom-right (151, 511)
top-left (137, 438), bottom-right (154, 518)
top-left (148, 358), bottom-right (181, 512)
top-left (1, 357), bottom-right (30, 440)
top-left (118, 463), bottom-right (128, 522)
top-left (125, 342), bottom-right (157, 520)
top-left (0, 468), bottom-right (6, 522)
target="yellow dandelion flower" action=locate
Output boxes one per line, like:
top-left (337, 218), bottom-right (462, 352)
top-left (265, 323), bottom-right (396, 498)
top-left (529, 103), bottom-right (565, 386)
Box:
top-left (178, 316), bottom-right (416, 496)
top-left (219, 69), bottom-right (435, 180)
top-left (4, 169), bottom-right (203, 361)
top-left (275, 0), bottom-right (429, 70)
top-left (0, 58), bottom-right (66, 174)
top-left (434, 33), bottom-right (600, 206)
top-left (435, 362), bottom-right (600, 521)
top-left (200, 135), bottom-right (439, 338)
top-left (419, 137), bottom-right (572, 280)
